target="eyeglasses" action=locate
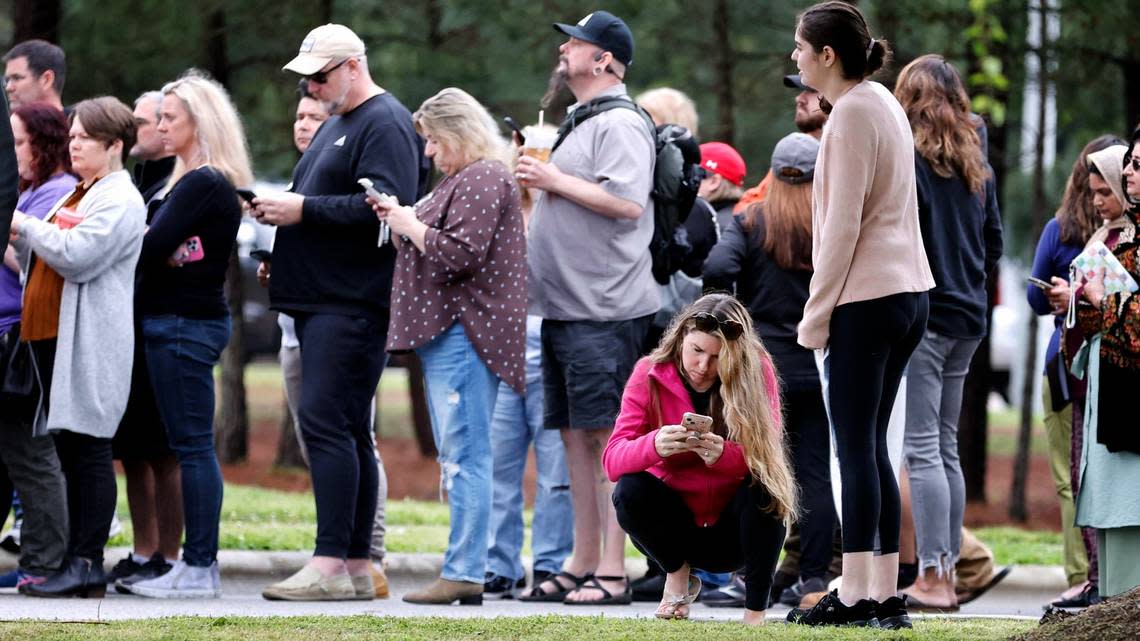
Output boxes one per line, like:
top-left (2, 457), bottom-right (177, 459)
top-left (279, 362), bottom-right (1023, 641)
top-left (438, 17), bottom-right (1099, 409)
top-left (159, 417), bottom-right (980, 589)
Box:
top-left (692, 312), bottom-right (744, 340)
top-left (1125, 154), bottom-right (1140, 172)
top-left (306, 58), bottom-right (351, 85)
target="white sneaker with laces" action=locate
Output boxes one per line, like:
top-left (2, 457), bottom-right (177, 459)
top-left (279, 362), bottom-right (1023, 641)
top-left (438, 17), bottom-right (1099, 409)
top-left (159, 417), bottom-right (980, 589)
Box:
top-left (125, 560), bottom-right (221, 599)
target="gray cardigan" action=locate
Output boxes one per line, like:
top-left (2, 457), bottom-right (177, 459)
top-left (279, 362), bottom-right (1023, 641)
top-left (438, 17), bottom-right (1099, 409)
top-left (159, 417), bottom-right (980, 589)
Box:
top-left (13, 169), bottom-right (145, 438)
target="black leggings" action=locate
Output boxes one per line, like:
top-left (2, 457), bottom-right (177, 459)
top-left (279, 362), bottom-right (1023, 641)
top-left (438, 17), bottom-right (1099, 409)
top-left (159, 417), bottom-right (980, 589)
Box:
top-left (827, 292), bottom-right (927, 555)
top-left (613, 472), bottom-right (786, 611)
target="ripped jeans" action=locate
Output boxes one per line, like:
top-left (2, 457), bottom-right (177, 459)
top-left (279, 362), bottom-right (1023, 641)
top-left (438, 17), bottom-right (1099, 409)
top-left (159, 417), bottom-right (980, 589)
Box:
top-left (417, 322), bottom-right (499, 584)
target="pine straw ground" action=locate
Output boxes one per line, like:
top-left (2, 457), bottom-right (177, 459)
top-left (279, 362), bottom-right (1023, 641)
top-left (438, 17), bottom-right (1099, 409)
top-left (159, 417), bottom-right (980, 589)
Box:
top-left (1011, 586), bottom-right (1140, 641)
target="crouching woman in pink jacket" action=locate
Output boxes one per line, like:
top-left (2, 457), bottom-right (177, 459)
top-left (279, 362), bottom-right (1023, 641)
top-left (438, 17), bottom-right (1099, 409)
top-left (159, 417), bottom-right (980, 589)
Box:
top-left (604, 293), bottom-right (796, 624)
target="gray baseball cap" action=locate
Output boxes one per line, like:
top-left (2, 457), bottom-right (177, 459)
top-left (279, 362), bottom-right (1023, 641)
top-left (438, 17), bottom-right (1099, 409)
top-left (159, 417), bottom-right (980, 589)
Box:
top-left (771, 133), bottom-right (820, 184)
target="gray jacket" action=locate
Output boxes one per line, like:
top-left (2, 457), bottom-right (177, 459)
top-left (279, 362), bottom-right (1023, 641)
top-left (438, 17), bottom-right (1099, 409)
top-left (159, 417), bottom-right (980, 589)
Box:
top-left (13, 170), bottom-right (145, 438)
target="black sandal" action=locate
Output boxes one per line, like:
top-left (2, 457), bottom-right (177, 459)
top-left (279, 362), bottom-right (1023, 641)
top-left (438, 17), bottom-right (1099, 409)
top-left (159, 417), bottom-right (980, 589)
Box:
top-left (563, 574), bottom-right (632, 606)
top-left (517, 571), bottom-right (589, 602)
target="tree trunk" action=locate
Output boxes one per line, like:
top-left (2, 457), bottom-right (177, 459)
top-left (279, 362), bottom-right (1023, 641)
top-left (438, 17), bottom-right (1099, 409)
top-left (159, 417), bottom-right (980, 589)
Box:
top-left (275, 399), bottom-right (307, 469)
top-left (12, 0), bottom-right (61, 44)
top-left (1011, 1), bottom-right (1051, 522)
top-left (216, 246), bottom-right (249, 463)
top-left (710, 0), bottom-right (734, 144)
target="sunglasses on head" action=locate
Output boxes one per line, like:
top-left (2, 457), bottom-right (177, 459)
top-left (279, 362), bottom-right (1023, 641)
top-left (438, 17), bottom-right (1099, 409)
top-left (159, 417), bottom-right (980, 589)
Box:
top-left (693, 312), bottom-right (744, 340)
top-left (306, 58), bottom-right (351, 85)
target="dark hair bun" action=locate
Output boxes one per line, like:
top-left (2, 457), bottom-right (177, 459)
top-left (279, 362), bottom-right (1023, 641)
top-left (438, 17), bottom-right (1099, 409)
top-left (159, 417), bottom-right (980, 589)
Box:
top-left (866, 39), bottom-right (891, 76)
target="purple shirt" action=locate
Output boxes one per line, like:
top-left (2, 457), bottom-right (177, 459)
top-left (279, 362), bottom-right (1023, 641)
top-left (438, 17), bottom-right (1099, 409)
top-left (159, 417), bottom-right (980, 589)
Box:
top-left (0, 173), bottom-right (78, 335)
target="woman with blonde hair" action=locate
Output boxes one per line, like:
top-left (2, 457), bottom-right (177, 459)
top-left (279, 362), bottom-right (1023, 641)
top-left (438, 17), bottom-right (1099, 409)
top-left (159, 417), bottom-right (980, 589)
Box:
top-left (123, 71), bottom-right (252, 599)
top-left (892, 54), bottom-right (1003, 610)
top-left (704, 132), bottom-right (836, 608)
top-left (605, 293), bottom-right (793, 624)
top-left (370, 87), bottom-right (525, 605)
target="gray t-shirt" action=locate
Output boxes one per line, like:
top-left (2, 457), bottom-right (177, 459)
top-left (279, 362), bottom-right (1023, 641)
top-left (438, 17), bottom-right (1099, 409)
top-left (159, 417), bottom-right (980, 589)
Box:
top-left (527, 84), bottom-right (659, 321)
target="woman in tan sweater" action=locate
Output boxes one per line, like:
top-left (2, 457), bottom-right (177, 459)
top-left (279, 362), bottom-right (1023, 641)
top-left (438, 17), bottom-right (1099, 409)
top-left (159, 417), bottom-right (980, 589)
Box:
top-left (787, 1), bottom-right (934, 629)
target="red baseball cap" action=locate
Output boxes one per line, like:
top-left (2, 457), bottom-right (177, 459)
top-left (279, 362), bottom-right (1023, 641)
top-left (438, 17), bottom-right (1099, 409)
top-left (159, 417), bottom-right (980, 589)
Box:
top-left (699, 142), bottom-right (747, 187)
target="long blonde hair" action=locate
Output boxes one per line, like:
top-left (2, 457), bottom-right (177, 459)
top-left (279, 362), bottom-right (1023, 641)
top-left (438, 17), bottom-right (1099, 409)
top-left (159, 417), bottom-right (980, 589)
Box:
top-left (159, 70), bottom-right (254, 196)
top-left (650, 294), bottom-right (798, 521)
top-left (636, 87), bottom-right (699, 135)
top-left (413, 87), bottom-right (509, 169)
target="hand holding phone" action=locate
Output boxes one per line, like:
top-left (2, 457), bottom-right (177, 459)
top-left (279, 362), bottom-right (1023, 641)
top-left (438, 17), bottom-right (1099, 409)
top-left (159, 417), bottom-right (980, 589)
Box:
top-left (1027, 276), bottom-right (1052, 291)
top-left (682, 412), bottom-right (714, 443)
top-left (358, 178), bottom-right (396, 246)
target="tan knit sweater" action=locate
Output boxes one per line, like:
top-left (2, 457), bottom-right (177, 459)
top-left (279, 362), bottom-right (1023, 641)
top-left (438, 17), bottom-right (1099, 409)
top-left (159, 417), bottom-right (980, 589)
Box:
top-left (798, 81), bottom-right (935, 349)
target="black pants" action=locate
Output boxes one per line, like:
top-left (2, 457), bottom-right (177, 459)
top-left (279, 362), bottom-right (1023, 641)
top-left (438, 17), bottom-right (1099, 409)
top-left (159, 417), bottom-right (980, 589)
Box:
top-left (613, 472), bottom-right (786, 611)
top-left (294, 313), bottom-right (387, 559)
top-left (33, 336), bottom-right (117, 564)
top-left (784, 385), bottom-right (836, 579)
top-left (827, 292), bottom-right (927, 555)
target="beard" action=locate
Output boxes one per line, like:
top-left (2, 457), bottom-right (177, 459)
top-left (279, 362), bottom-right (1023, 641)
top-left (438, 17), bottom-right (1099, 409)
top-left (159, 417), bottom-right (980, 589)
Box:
top-left (795, 111), bottom-right (827, 134)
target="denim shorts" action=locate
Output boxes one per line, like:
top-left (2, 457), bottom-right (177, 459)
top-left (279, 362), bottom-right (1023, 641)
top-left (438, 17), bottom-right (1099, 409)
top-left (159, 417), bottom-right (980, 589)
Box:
top-left (540, 315), bottom-right (651, 430)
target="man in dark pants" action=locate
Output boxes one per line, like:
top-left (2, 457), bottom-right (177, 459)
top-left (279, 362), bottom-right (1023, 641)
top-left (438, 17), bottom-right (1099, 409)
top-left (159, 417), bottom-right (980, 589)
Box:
top-left (254, 24), bottom-right (426, 601)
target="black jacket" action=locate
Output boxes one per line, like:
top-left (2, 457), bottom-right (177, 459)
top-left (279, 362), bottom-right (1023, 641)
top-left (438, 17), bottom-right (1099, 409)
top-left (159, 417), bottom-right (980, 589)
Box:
top-left (0, 95), bottom-right (16, 260)
top-left (703, 213), bottom-right (818, 391)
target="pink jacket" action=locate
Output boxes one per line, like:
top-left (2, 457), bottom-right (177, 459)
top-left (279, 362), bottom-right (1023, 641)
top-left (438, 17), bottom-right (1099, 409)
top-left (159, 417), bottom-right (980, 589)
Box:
top-left (602, 355), bottom-right (783, 527)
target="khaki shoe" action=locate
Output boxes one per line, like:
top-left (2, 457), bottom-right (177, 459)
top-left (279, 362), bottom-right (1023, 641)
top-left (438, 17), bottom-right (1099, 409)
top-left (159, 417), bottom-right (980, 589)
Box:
top-left (262, 565), bottom-right (355, 601)
top-left (370, 563), bottom-right (390, 599)
top-left (350, 574), bottom-right (375, 601)
top-left (403, 577), bottom-right (482, 605)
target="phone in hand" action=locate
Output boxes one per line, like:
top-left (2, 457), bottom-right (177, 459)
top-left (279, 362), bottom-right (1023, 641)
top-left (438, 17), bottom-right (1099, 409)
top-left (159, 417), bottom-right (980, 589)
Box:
top-left (503, 116), bottom-right (526, 146)
top-left (358, 178), bottom-right (396, 247)
top-left (682, 412), bottom-right (714, 443)
top-left (1027, 276), bottom-right (1053, 290)
top-left (236, 189), bottom-right (257, 205)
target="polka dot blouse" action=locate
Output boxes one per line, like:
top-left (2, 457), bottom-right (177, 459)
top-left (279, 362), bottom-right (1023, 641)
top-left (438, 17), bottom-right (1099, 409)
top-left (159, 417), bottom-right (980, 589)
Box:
top-left (386, 159), bottom-right (527, 395)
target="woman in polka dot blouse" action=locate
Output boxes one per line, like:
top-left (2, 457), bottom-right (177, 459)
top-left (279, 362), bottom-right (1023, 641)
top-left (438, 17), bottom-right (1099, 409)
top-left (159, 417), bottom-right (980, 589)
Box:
top-left (370, 87), bottom-right (526, 606)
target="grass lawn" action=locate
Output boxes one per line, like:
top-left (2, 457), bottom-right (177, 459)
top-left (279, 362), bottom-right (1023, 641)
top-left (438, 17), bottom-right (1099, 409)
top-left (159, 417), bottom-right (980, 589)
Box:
top-left (0, 615), bottom-right (1035, 640)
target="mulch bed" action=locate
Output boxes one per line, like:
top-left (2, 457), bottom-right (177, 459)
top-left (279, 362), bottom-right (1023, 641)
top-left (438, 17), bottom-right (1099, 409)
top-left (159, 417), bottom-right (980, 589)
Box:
top-left (1011, 587), bottom-right (1140, 641)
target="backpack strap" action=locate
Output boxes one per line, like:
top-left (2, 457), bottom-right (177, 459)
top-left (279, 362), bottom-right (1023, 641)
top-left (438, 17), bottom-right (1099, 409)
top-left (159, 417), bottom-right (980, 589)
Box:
top-left (552, 95), bottom-right (656, 152)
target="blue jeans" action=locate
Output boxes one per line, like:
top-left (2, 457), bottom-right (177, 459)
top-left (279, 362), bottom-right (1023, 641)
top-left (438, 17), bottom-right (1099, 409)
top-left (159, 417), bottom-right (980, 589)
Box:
top-left (143, 315), bottom-right (230, 567)
top-left (417, 323), bottom-right (499, 584)
top-left (487, 379), bottom-right (573, 581)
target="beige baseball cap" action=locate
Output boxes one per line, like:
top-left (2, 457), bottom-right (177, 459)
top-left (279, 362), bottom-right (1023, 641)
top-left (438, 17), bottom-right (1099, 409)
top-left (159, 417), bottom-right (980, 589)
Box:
top-left (283, 24), bottom-right (366, 75)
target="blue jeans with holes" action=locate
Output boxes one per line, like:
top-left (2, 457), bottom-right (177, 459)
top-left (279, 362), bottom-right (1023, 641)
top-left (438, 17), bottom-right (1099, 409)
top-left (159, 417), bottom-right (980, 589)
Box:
top-left (486, 378), bottom-right (573, 581)
top-left (143, 314), bottom-right (230, 567)
top-left (417, 323), bottom-right (499, 584)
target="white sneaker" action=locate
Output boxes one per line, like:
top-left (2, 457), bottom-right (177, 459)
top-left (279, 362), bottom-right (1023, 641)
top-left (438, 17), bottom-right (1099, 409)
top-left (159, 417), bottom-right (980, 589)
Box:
top-left (125, 560), bottom-right (221, 598)
top-left (108, 513), bottom-right (123, 539)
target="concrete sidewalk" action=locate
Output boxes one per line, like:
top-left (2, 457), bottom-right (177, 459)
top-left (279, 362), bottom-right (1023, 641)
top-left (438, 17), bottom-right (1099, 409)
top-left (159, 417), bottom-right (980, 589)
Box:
top-left (0, 548), bottom-right (1064, 621)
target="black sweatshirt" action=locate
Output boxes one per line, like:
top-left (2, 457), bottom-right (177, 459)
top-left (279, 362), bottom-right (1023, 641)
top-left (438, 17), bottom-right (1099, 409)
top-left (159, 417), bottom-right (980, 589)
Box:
top-left (914, 154), bottom-right (1004, 339)
top-left (702, 213), bottom-right (819, 391)
top-left (269, 92), bottom-right (427, 321)
top-left (138, 167), bottom-right (241, 319)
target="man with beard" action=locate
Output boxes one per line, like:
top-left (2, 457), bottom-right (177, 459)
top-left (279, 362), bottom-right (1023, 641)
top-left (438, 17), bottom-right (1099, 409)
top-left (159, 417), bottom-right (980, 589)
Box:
top-left (515, 10), bottom-right (656, 606)
top-left (734, 74), bottom-right (827, 213)
top-left (253, 23), bottom-right (426, 601)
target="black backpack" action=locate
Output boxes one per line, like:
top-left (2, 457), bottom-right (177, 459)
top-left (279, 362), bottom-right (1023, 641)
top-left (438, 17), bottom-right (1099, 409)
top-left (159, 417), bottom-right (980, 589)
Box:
top-left (553, 96), bottom-right (703, 285)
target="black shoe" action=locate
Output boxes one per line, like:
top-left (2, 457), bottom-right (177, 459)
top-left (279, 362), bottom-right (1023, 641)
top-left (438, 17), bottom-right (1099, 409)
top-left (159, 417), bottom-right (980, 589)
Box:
top-left (876, 595), bottom-right (913, 630)
top-left (631, 572), bottom-right (666, 602)
top-left (1049, 584), bottom-right (1101, 609)
top-left (483, 573), bottom-right (524, 599)
top-left (897, 562), bottom-right (918, 590)
top-left (113, 553), bottom-right (173, 594)
top-left (786, 590), bottom-right (880, 627)
top-left (779, 576), bottom-right (829, 607)
top-left (700, 573), bottom-right (746, 608)
top-left (21, 557), bottom-right (106, 598)
top-left (105, 554), bottom-right (143, 583)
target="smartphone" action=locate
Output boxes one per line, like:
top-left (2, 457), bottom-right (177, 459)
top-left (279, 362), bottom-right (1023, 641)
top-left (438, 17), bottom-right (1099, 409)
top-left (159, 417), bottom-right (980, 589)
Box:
top-left (356, 178), bottom-right (395, 205)
top-left (170, 236), bottom-right (205, 266)
top-left (250, 249), bottom-right (271, 263)
top-left (503, 116), bottom-right (526, 146)
top-left (1027, 276), bottom-right (1053, 290)
top-left (236, 188), bottom-right (257, 205)
top-left (682, 412), bottom-right (714, 442)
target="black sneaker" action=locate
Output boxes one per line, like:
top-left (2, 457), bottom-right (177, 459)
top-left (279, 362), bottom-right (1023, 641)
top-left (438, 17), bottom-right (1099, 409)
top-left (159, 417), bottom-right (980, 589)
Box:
top-left (483, 573), bottom-right (524, 599)
top-left (876, 595), bottom-right (913, 630)
top-left (701, 572), bottom-right (746, 608)
top-left (779, 576), bottom-right (829, 607)
top-left (787, 590), bottom-right (880, 627)
top-left (631, 572), bottom-right (666, 602)
top-left (1049, 584), bottom-right (1101, 609)
top-left (105, 554), bottom-right (143, 583)
top-left (112, 553), bottom-right (172, 593)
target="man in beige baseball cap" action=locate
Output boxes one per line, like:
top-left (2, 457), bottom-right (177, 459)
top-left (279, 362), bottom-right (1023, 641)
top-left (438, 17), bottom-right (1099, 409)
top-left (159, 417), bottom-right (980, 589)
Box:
top-left (282, 24), bottom-right (366, 76)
